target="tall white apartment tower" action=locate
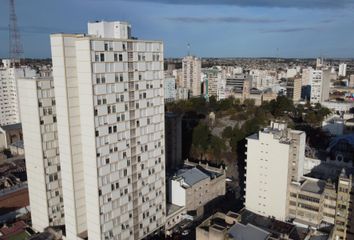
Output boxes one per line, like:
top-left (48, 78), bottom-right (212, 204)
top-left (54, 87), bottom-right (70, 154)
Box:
top-left (50, 21), bottom-right (165, 240)
top-left (338, 63), bottom-right (347, 77)
top-left (0, 59), bottom-right (36, 125)
top-left (18, 77), bottom-right (65, 231)
top-left (310, 69), bottom-right (330, 103)
top-left (182, 55), bottom-right (201, 97)
top-left (244, 122), bottom-right (306, 221)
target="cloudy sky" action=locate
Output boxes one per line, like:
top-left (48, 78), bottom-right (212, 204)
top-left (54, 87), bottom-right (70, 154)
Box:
top-left (0, 0), bottom-right (353, 58)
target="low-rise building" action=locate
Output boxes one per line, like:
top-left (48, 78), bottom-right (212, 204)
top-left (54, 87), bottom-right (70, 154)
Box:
top-left (168, 161), bottom-right (226, 217)
top-left (165, 203), bottom-right (186, 236)
top-left (196, 209), bottom-right (331, 240)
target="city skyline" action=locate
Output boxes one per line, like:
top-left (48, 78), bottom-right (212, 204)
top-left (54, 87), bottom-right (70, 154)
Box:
top-left (1, 0), bottom-right (354, 59)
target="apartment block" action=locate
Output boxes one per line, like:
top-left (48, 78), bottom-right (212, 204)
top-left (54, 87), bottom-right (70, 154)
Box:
top-left (286, 78), bottom-right (302, 102)
top-left (182, 56), bottom-right (201, 97)
top-left (17, 77), bottom-right (64, 232)
top-left (164, 76), bottom-right (176, 102)
top-left (310, 69), bottom-right (330, 103)
top-left (203, 68), bottom-right (220, 99)
top-left (0, 59), bottom-right (36, 125)
top-left (244, 122), bottom-right (305, 220)
top-left (288, 170), bottom-right (354, 240)
top-left (45, 21), bottom-right (165, 240)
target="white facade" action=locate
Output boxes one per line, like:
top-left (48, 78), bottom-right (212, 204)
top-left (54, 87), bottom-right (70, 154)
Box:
top-left (88, 21), bottom-right (131, 39)
top-left (244, 122), bottom-right (306, 221)
top-left (182, 56), bottom-right (201, 97)
top-left (286, 68), bottom-right (298, 78)
top-left (169, 179), bottom-right (186, 207)
top-left (0, 60), bottom-right (36, 125)
top-left (176, 87), bottom-right (189, 100)
top-left (249, 69), bottom-right (277, 90)
top-left (338, 63), bottom-right (347, 77)
top-left (310, 70), bottom-right (330, 103)
top-left (50, 21), bottom-right (165, 240)
top-left (164, 76), bottom-right (176, 102)
top-left (18, 77), bottom-right (64, 231)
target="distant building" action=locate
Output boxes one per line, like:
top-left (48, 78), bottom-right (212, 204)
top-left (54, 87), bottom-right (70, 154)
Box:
top-left (286, 68), bottom-right (298, 78)
top-left (225, 74), bottom-right (250, 100)
top-left (182, 56), bottom-right (201, 97)
top-left (169, 161), bottom-right (226, 217)
top-left (349, 75), bottom-right (354, 87)
top-left (165, 112), bottom-right (182, 173)
top-left (203, 68), bottom-right (221, 99)
top-left (322, 115), bottom-right (344, 136)
top-left (164, 76), bottom-right (176, 102)
top-left (0, 59), bottom-right (36, 125)
top-left (18, 77), bottom-right (65, 231)
top-left (316, 57), bottom-right (324, 69)
top-left (176, 87), bottom-right (189, 100)
top-left (310, 69), bottom-right (330, 103)
top-left (286, 78), bottom-right (302, 102)
top-left (338, 63), bottom-right (347, 77)
top-left (0, 123), bottom-right (22, 150)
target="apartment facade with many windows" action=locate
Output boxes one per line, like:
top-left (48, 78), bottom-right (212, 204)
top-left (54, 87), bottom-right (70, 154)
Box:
top-left (46, 21), bottom-right (166, 240)
top-left (0, 59), bottom-right (36, 125)
top-left (18, 77), bottom-right (64, 232)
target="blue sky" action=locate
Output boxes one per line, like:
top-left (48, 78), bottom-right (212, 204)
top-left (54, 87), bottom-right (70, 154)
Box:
top-left (0, 0), bottom-right (354, 58)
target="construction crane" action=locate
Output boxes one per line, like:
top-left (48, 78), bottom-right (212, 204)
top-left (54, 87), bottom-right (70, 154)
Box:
top-left (9, 0), bottom-right (23, 65)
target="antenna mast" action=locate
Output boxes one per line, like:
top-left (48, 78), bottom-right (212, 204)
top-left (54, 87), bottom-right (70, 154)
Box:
top-left (9, 0), bottom-right (23, 65)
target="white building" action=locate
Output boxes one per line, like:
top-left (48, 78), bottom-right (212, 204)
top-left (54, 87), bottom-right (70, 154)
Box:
top-left (338, 63), bottom-right (347, 77)
top-left (310, 70), bottom-right (330, 103)
top-left (176, 87), bottom-right (189, 100)
top-left (0, 59), bottom-right (36, 125)
top-left (286, 68), bottom-right (298, 78)
top-left (182, 56), bottom-right (201, 97)
top-left (18, 77), bottom-right (64, 232)
top-left (48, 21), bottom-right (165, 240)
top-left (164, 76), bottom-right (176, 102)
top-left (244, 122), bottom-right (306, 221)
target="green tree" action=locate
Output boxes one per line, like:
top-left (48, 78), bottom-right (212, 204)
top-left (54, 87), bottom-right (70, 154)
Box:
top-left (222, 126), bottom-right (233, 139)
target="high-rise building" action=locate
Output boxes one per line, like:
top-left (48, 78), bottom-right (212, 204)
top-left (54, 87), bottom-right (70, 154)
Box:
top-left (286, 78), bottom-right (302, 102)
top-left (338, 63), bottom-right (347, 77)
top-left (316, 57), bottom-right (324, 69)
top-left (244, 122), bottom-right (306, 220)
top-left (164, 76), bottom-right (176, 102)
top-left (18, 77), bottom-right (64, 232)
top-left (165, 112), bottom-right (182, 173)
top-left (182, 55), bottom-right (201, 97)
top-left (310, 69), bottom-right (330, 103)
top-left (0, 59), bottom-right (36, 125)
top-left (46, 21), bottom-right (165, 240)
top-left (245, 122), bottom-right (354, 238)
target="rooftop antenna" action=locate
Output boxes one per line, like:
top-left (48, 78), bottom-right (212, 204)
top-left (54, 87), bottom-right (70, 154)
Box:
top-left (187, 43), bottom-right (191, 56)
top-left (9, 0), bottom-right (23, 66)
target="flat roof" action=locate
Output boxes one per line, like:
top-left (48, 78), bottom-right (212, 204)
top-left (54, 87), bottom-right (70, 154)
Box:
top-left (301, 179), bottom-right (326, 194)
top-left (228, 223), bottom-right (270, 240)
top-left (166, 203), bottom-right (184, 216)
